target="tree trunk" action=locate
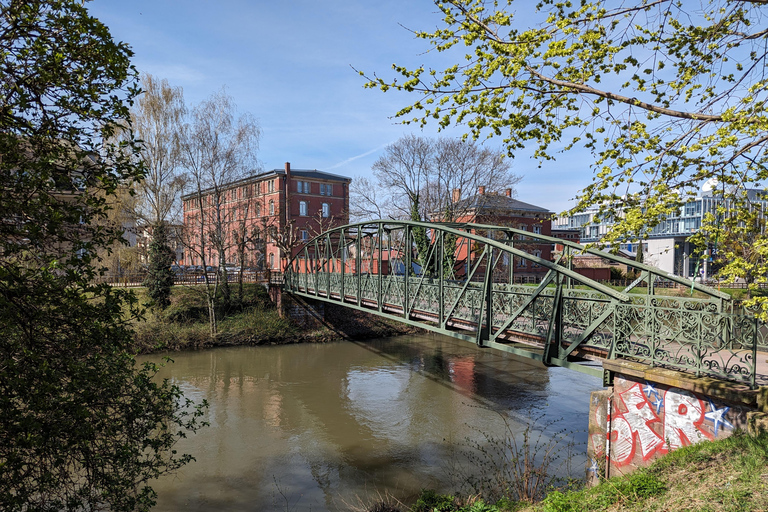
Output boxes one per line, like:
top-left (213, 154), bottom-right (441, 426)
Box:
top-left (207, 296), bottom-right (217, 336)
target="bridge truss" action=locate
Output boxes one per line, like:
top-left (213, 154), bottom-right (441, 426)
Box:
top-left (283, 220), bottom-right (764, 387)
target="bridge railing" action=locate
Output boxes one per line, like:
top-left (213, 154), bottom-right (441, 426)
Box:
top-left (283, 220), bottom-right (761, 387)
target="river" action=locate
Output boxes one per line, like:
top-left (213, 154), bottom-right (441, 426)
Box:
top-left (143, 333), bottom-right (602, 511)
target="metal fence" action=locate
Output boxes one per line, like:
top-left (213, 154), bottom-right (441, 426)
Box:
top-left (96, 271), bottom-right (269, 287)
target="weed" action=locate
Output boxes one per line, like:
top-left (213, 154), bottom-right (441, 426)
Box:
top-left (541, 469), bottom-right (665, 512)
top-left (410, 489), bottom-right (458, 512)
top-left (337, 487), bottom-right (405, 512)
top-left (447, 410), bottom-right (582, 504)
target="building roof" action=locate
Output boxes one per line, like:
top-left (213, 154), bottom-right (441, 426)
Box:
top-left (453, 193), bottom-right (553, 216)
top-left (181, 167), bottom-right (352, 200)
top-left (270, 168), bottom-right (352, 182)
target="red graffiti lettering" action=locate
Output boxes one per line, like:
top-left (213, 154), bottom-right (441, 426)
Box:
top-left (607, 383), bottom-right (665, 466)
top-left (663, 388), bottom-right (712, 450)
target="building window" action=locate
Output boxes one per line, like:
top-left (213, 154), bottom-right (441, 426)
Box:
top-left (297, 181), bottom-right (310, 193)
top-left (299, 201), bottom-right (308, 216)
top-left (533, 225), bottom-right (542, 235)
top-left (516, 257), bottom-right (527, 268)
top-left (532, 250), bottom-right (541, 267)
top-left (256, 203), bottom-right (261, 217)
top-left (300, 229), bottom-right (309, 241)
top-left (322, 203), bottom-right (330, 218)
top-left (320, 183), bottom-right (332, 196)
top-left (268, 179), bottom-right (275, 193)
top-left (269, 200), bottom-right (275, 216)
top-left (269, 253), bottom-right (274, 269)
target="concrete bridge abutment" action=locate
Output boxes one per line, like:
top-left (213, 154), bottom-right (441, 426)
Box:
top-left (269, 284), bottom-right (325, 328)
top-left (587, 360), bottom-right (768, 484)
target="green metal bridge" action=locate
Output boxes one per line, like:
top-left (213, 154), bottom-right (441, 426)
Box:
top-left (283, 220), bottom-right (766, 388)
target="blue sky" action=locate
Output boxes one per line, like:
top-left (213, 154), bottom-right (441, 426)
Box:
top-left (89, 0), bottom-right (591, 213)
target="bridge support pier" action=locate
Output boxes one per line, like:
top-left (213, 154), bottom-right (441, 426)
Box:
top-left (587, 360), bottom-right (768, 484)
top-left (269, 284), bottom-right (325, 327)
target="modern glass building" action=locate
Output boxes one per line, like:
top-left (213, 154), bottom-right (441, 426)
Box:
top-left (554, 187), bottom-right (767, 279)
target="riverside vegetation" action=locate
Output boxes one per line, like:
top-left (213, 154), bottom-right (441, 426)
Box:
top-left (355, 431), bottom-right (768, 512)
top-left (129, 282), bottom-right (422, 353)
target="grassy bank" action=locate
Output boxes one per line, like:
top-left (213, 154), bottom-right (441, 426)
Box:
top-left (128, 283), bottom-right (422, 353)
top-left (538, 431), bottom-right (768, 512)
top-left (371, 431), bottom-right (768, 512)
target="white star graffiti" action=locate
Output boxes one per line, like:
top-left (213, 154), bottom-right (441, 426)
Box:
top-left (642, 382), bottom-right (659, 400)
top-left (704, 400), bottom-right (733, 437)
top-left (651, 395), bottom-right (664, 415)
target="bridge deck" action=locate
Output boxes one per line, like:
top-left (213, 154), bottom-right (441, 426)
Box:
top-left (283, 220), bottom-right (767, 389)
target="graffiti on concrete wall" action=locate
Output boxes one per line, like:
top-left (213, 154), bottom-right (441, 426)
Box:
top-left (591, 376), bottom-right (736, 471)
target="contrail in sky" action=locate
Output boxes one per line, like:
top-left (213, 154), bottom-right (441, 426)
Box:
top-left (324, 142), bottom-right (392, 171)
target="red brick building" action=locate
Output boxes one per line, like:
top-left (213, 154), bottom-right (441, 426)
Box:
top-left (448, 187), bottom-right (553, 280)
top-left (182, 162), bottom-right (350, 270)
top-left (551, 227), bottom-right (581, 253)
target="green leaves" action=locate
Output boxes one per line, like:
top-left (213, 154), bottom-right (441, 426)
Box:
top-left (0, 1), bottom-right (204, 510)
top-left (364, 0), bottom-right (768, 306)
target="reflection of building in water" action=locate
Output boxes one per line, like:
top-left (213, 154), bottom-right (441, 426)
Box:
top-left (264, 393), bottom-right (283, 428)
top-left (147, 338), bottom-right (568, 511)
top-left (449, 357), bottom-right (476, 396)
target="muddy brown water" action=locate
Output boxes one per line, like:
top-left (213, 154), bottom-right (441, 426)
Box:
top-left (142, 333), bottom-right (602, 511)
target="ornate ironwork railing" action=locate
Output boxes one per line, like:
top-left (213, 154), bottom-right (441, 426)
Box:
top-left (283, 220), bottom-right (761, 387)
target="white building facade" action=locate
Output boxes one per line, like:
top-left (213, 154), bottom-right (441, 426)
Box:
top-left (554, 188), bottom-right (768, 279)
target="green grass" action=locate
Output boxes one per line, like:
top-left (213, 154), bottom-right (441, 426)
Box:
top-left (379, 433), bottom-right (768, 512)
top-left (534, 431), bottom-right (768, 512)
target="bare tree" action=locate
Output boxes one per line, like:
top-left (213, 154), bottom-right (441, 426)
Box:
top-left (180, 88), bottom-right (261, 335)
top-left (96, 184), bottom-right (142, 278)
top-left (267, 205), bottom-right (348, 272)
top-left (355, 135), bottom-right (520, 223)
top-left (231, 186), bottom-right (268, 303)
top-left (431, 138), bottom-right (521, 222)
top-left (131, 74), bottom-right (187, 228)
top-left (353, 135), bottom-right (520, 272)
top-left (349, 176), bottom-right (390, 221)
top-left (371, 134), bottom-right (433, 221)
top-left (126, 74), bottom-right (188, 307)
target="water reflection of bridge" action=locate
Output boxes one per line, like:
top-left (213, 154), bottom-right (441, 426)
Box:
top-left (284, 220), bottom-right (767, 388)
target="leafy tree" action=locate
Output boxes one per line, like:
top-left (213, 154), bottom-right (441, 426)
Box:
top-left (0, 1), bottom-right (204, 510)
top-left (143, 222), bottom-right (176, 309)
top-left (363, 0), bottom-right (768, 310)
top-left (691, 189), bottom-right (768, 301)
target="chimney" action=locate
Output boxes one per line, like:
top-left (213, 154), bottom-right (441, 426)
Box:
top-left (284, 162), bottom-right (291, 227)
top-left (478, 186), bottom-right (485, 196)
top-left (505, 188), bottom-right (512, 197)
top-left (452, 188), bottom-right (461, 203)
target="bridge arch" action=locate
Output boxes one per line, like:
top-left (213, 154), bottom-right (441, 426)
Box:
top-left (283, 220), bottom-right (758, 387)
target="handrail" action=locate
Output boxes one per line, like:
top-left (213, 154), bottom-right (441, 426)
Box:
top-left (285, 220), bottom-right (632, 303)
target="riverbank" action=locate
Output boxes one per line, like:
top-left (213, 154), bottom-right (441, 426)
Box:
top-left (130, 283), bottom-right (423, 353)
top-left (534, 430), bottom-right (768, 511)
top-left (359, 430), bottom-right (768, 512)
